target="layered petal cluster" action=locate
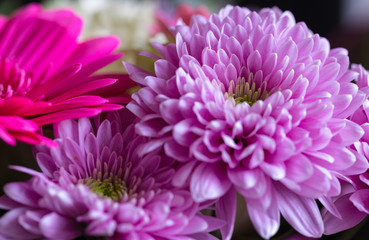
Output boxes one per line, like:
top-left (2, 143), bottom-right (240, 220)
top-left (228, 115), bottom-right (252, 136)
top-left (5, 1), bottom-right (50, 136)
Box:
top-left (125, 5), bottom-right (368, 239)
top-left (0, 110), bottom-right (221, 240)
top-left (0, 4), bottom-right (135, 146)
top-left (322, 64), bottom-right (369, 234)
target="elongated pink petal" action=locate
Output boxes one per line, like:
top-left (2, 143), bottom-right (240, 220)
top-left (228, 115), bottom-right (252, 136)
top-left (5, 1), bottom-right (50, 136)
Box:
top-left (65, 36), bottom-right (119, 67)
top-left (40, 213), bottom-right (82, 239)
top-left (47, 78), bottom-right (118, 103)
top-left (31, 108), bottom-right (101, 125)
top-left (26, 64), bottom-right (82, 101)
top-left (4, 182), bottom-right (40, 206)
top-left (0, 125), bottom-right (15, 145)
top-left (215, 189), bottom-right (236, 240)
top-left (247, 201), bottom-right (280, 239)
top-left (275, 184), bottom-right (323, 238)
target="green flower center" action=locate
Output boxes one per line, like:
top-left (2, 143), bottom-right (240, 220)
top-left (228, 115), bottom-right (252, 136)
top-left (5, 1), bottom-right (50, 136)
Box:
top-left (83, 176), bottom-right (127, 202)
top-left (228, 76), bottom-right (269, 106)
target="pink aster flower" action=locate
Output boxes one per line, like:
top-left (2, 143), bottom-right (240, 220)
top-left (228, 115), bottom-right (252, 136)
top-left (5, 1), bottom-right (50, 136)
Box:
top-left (0, 4), bottom-right (135, 147)
top-left (125, 5), bottom-right (368, 239)
top-left (0, 110), bottom-right (222, 240)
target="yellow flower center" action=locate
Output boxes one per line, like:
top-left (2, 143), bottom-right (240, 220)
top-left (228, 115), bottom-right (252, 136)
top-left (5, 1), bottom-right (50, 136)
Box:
top-left (227, 75), bottom-right (269, 106)
top-left (83, 175), bottom-right (127, 202)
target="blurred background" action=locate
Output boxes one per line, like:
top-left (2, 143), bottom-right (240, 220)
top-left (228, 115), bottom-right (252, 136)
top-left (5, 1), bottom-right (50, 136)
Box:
top-left (1, 0), bottom-right (368, 67)
top-left (1, 0), bottom-right (369, 239)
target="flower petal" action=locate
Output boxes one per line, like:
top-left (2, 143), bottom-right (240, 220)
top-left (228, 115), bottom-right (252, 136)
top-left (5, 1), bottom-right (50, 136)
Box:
top-left (190, 163), bottom-right (231, 202)
top-left (215, 189), bottom-right (236, 240)
top-left (275, 184), bottom-right (323, 238)
top-left (40, 212), bottom-right (82, 239)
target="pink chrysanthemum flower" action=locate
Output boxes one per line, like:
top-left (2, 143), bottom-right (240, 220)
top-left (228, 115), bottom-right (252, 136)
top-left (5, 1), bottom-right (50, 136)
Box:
top-left (0, 110), bottom-right (222, 240)
top-left (0, 4), bottom-right (135, 147)
top-left (322, 64), bottom-right (369, 235)
top-left (125, 5), bottom-right (368, 239)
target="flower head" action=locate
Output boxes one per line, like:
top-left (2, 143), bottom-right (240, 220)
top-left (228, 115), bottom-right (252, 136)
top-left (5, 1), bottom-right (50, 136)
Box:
top-left (0, 110), bottom-right (221, 239)
top-left (125, 5), bottom-right (368, 239)
top-left (0, 3), bottom-right (135, 147)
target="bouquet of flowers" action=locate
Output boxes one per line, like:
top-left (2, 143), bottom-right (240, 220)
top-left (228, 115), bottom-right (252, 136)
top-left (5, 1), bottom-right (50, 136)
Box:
top-left (0, 1), bottom-right (369, 239)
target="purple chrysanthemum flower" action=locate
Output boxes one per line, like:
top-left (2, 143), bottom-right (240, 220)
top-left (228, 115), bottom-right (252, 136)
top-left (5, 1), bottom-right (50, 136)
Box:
top-left (0, 110), bottom-right (222, 240)
top-left (125, 5), bottom-right (369, 239)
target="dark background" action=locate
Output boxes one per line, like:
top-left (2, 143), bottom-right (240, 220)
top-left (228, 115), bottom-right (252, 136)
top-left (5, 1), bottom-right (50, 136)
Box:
top-left (235, 0), bottom-right (341, 37)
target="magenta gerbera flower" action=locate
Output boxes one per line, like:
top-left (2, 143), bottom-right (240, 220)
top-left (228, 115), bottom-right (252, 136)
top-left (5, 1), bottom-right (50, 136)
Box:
top-left (0, 110), bottom-right (222, 240)
top-left (0, 4), bottom-right (135, 147)
top-left (125, 5), bottom-right (368, 239)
